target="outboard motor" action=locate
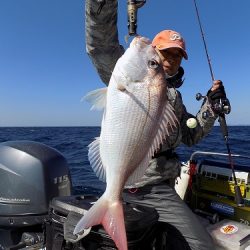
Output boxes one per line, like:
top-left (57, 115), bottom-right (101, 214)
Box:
top-left (0, 140), bottom-right (71, 249)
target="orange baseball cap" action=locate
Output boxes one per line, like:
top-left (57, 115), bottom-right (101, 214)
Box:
top-left (152, 30), bottom-right (188, 60)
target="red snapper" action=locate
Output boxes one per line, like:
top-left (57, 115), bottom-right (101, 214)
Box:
top-left (74, 36), bottom-right (178, 250)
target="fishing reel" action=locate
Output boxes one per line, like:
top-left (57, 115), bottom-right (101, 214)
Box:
top-left (196, 93), bottom-right (231, 119)
top-left (127, 0), bottom-right (146, 36)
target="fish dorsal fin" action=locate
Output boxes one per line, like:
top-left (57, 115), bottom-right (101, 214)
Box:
top-left (88, 137), bottom-right (106, 182)
top-left (83, 87), bottom-right (107, 110)
top-left (125, 102), bottom-right (178, 187)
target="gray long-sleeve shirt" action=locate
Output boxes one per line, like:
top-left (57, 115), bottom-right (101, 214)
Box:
top-left (85, 0), bottom-right (217, 187)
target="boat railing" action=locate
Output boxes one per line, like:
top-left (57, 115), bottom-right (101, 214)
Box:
top-left (189, 151), bottom-right (250, 162)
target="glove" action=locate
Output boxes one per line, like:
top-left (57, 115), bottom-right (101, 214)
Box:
top-left (207, 80), bottom-right (226, 101)
top-left (207, 80), bottom-right (231, 114)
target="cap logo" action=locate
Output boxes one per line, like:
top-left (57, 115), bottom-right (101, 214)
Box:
top-left (170, 33), bottom-right (182, 41)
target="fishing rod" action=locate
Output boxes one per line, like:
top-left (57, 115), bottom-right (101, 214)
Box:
top-left (193, 0), bottom-right (244, 206)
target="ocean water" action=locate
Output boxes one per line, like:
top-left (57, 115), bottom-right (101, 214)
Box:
top-left (0, 126), bottom-right (249, 194)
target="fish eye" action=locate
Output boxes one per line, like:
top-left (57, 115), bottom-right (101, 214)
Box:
top-left (148, 59), bottom-right (159, 69)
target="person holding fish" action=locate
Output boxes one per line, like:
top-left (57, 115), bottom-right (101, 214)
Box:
top-left (77, 1), bottom-right (228, 249)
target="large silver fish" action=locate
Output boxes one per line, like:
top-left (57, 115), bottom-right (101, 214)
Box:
top-left (74, 36), bottom-right (177, 250)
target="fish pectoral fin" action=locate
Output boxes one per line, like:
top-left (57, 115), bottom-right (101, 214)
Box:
top-left (74, 195), bottom-right (127, 250)
top-left (88, 137), bottom-right (106, 182)
top-left (83, 87), bottom-right (107, 110)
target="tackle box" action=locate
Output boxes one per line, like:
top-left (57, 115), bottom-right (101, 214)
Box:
top-left (207, 219), bottom-right (250, 250)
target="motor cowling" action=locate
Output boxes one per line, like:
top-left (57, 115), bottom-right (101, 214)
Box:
top-left (0, 140), bottom-right (72, 228)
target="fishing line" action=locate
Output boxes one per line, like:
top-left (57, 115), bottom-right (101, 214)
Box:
top-left (192, 0), bottom-right (215, 81)
top-left (192, 0), bottom-right (244, 206)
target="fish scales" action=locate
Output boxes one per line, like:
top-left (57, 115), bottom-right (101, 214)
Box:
top-left (74, 36), bottom-right (178, 250)
top-left (102, 87), bottom-right (166, 177)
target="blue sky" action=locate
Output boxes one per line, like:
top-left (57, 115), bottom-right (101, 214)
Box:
top-left (0, 0), bottom-right (249, 127)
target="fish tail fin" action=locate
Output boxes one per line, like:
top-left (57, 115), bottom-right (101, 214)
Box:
top-left (103, 200), bottom-right (127, 250)
top-left (73, 195), bottom-right (127, 250)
